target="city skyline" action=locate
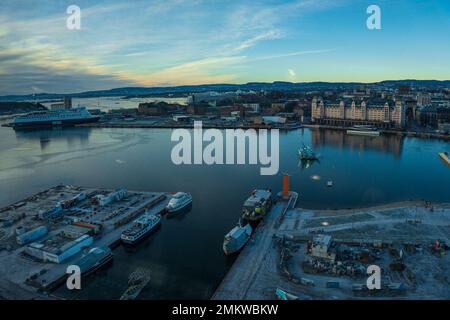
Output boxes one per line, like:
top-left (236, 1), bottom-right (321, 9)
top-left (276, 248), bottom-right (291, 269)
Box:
top-left (0, 0), bottom-right (449, 95)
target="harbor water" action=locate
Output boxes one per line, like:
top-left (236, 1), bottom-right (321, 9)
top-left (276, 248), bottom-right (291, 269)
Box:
top-left (0, 123), bottom-right (449, 299)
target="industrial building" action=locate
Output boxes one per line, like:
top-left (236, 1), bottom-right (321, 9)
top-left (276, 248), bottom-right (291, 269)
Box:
top-left (25, 233), bottom-right (93, 263)
top-left (310, 234), bottom-right (336, 261)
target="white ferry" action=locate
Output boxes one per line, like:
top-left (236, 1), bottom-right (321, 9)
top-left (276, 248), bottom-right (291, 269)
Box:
top-left (166, 192), bottom-right (192, 213)
top-left (11, 106), bottom-right (100, 129)
top-left (121, 212), bottom-right (161, 245)
top-left (346, 125), bottom-right (380, 137)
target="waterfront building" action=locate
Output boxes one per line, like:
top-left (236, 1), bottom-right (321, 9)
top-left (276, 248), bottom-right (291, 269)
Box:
top-left (271, 103), bottom-right (286, 113)
top-left (311, 98), bottom-right (406, 128)
top-left (417, 105), bottom-right (450, 127)
top-left (242, 103), bottom-right (260, 113)
top-left (25, 233), bottom-right (94, 263)
top-left (64, 96), bottom-right (72, 109)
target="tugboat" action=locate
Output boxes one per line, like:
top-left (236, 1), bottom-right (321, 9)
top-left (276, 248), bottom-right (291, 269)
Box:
top-left (166, 192), bottom-right (192, 213)
top-left (121, 212), bottom-right (161, 245)
top-left (223, 221), bottom-right (253, 255)
top-left (298, 145), bottom-right (318, 160)
top-left (241, 189), bottom-right (272, 223)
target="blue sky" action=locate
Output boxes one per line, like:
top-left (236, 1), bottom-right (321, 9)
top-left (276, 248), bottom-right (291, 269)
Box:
top-left (0, 0), bottom-right (449, 94)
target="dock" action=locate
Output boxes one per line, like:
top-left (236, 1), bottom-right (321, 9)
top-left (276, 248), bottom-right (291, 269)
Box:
top-left (0, 184), bottom-right (174, 299)
top-left (213, 199), bottom-right (450, 300)
top-left (212, 191), bottom-right (297, 300)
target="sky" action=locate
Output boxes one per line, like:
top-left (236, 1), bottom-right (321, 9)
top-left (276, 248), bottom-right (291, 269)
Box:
top-left (0, 0), bottom-right (449, 95)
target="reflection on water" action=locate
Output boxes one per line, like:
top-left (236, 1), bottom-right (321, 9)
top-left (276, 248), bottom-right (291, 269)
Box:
top-left (310, 128), bottom-right (404, 157)
top-left (15, 128), bottom-right (92, 151)
top-left (298, 158), bottom-right (320, 170)
top-left (0, 125), bottom-right (449, 299)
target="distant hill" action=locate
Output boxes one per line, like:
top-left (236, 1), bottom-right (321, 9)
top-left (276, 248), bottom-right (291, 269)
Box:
top-left (0, 102), bottom-right (47, 115)
top-left (0, 80), bottom-right (449, 102)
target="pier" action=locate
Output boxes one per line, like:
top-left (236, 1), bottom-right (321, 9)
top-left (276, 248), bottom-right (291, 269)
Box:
top-left (0, 185), bottom-right (174, 299)
top-left (212, 191), bottom-right (297, 300)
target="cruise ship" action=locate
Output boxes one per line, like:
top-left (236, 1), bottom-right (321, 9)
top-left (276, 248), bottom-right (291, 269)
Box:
top-left (121, 212), bottom-right (161, 245)
top-left (11, 106), bottom-right (101, 129)
top-left (223, 221), bottom-right (253, 255)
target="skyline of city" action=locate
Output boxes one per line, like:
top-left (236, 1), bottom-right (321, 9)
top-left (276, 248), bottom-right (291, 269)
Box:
top-left (0, 0), bottom-right (449, 95)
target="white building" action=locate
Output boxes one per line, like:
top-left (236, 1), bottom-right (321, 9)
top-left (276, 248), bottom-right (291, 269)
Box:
top-left (311, 234), bottom-right (336, 261)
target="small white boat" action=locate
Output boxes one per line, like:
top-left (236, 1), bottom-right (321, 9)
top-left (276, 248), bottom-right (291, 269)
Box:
top-left (346, 125), bottom-right (380, 136)
top-left (327, 180), bottom-right (333, 187)
top-left (166, 192), bottom-right (192, 213)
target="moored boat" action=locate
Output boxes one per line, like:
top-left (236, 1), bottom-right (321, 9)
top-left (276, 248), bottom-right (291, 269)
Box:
top-left (241, 189), bottom-right (272, 222)
top-left (223, 222), bottom-right (253, 255)
top-left (121, 212), bottom-right (161, 245)
top-left (346, 125), bottom-right (380, 136)
top-left (166, 192), bottom-right (192, 213)
top-left (74, 246), bottom-right (113, 276)
top-left (11, 106), bottom-right (100, 130)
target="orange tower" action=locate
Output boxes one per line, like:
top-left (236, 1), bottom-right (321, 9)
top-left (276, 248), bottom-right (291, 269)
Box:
top-left (282, 173), bottom-right (289, 197)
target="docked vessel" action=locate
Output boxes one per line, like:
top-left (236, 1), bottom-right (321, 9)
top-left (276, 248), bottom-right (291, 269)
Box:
top-left (438, 152), bottom-right (450, 166)
top-left (166, 192), bottom-right (192, 213)
top-left (121, 212), bottom-right (161, 245)
top-left (346, 125), bottom-right (380, 136)
top-left (298, 145), bottom-right (318, 160)
top-left (241, 189), bottom-right (272, 222)
top-left (11, 106), bottom-right (100, 129)
top-left (223, 222), bottom-right (253, 255)
top-left (74, 246), bottom-right (113, 276)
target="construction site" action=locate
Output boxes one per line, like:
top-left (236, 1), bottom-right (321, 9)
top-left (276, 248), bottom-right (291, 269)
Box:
top-left (213, 198), bottom-right (450, 300)
top-left (0, 184), bottom-right (172, 299)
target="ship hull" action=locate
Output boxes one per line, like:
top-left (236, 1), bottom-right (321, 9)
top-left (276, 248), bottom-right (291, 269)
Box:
top-left (13, 116), bottom-right (101, 130)
top-left (82, 254), bottom-right (113, 277)
top-left (166, 199), bottom-right (192, 214)
top-left (346, 129), bottom-right (380, 136)
top-left (223, 236), bottom-right (250, 255)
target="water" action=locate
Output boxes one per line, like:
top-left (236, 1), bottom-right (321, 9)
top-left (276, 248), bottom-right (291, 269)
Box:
top-left (0, 124), bottom-right (449, 299)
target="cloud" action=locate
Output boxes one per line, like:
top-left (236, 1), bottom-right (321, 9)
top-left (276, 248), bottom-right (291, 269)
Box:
top-left (252, 49), bottom-right (336, 61)
top-left (288, 69), bottom-right (296, 76)
top-left (233, 30), bottom-right (284, 52)
top-left (125, 56), bottom-right (247, 86)
top-left (0, 0), bottom-right (346, 95)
